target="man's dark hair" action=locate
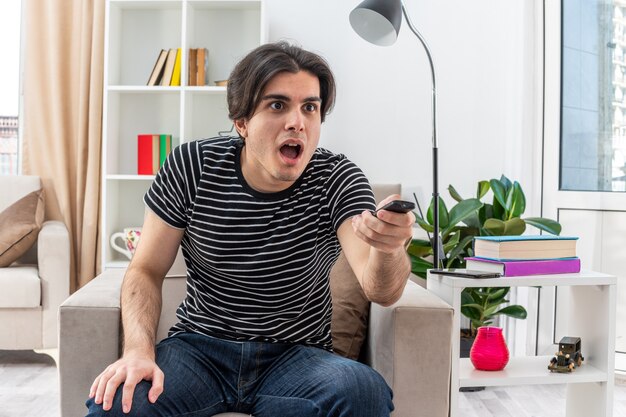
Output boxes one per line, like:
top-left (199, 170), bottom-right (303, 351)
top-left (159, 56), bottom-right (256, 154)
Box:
top-left (227, 41), bottom-right (336, 123)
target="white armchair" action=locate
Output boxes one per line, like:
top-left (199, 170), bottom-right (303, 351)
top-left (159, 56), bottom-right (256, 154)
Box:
top-left (0, 175), bottom-right (70, 350)
top-left (58, 184), bottom-right (453, 417)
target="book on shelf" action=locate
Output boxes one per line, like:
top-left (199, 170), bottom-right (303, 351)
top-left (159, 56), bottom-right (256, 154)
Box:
top-left (169, 48), bottom-right (182, 86)
top-left (465, 256), bottom-right (581, 277)
top-left (137, 134), bottom-right (157, 175)
top-left (473, 235), bottom-right (578, 260)
top-left (147, 49), bottom-right (168, 86)
top-left (151, 134), bottom-right (160, 174)
top-left (196, 48), bottom-right (208, 86)
top-left (159, 134), bottom-right (172, 167)
top-left (188, 48), bottom-right (198, 86)
top-left (160, 48), bottom-right (178, 86)
top-left (138, 134), bottom-right (172, 175)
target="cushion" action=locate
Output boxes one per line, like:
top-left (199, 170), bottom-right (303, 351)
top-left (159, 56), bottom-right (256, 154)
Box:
top-left (330, 252), bottom-right (370, 360)
top-left (0, 189), bottom-right (45, 267)
top-left (0, 266), bottom-right (41, 308)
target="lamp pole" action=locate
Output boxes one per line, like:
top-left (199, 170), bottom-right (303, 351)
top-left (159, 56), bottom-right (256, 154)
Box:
top-left (349, 0), bottom-right (442, 269)
top-left (400, 2), bottom-right (441, 269)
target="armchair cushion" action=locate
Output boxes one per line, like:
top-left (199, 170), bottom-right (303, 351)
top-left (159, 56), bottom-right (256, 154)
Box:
top-left (0, 189), bottom-right (45, 267)
top-left (330, 252), bottom-right (370, 360)
top-left (0, 266), bottom-right (40, 308)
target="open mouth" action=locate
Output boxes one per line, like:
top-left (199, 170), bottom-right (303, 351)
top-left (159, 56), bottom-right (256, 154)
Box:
top-left (279, 143), bottom-right (302, 160)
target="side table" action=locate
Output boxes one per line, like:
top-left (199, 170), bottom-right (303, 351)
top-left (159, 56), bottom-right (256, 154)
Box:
top-left (427, 270), bottom-right (616, 417)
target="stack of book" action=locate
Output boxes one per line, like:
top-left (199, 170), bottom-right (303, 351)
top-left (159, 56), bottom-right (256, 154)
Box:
top-left (188, 48), bottom-right (209, 86)
top-left (465, 235), bottom-right (581, 276)
top-left (146, 48), bottom-right (209, 87)
top-left (137, 134), bottom-right (173, 175)
top-left (147, 48), bottom-right (182, 87)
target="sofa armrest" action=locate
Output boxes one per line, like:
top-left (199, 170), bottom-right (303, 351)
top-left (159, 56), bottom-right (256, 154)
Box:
top-left (59, 269), bottom-right (124, 417)
top-left (38, 220), bottom-right (70, 348)
top-left (366, 278), bottom-right (453, 417)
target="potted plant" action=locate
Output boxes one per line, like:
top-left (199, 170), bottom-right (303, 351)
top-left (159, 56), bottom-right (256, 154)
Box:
top-left (408, 175), bottom-right (562, 346)
top-left (459, 286), bottom-right (526, 355)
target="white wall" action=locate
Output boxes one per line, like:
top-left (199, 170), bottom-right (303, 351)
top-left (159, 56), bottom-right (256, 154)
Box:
top-left (265, 0), bottom-right (542, 214)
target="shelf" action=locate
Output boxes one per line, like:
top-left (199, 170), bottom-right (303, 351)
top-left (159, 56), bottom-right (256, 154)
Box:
top-left (187, 1), bottom-right (262, 11)
top-left (102, 0), bottom-right (265, 267)
top-left (185, 86), bottom-right (227, 93)
top-left (108, 85), bottom-right (226, 93)
top-left (429, 269), bottom-right (617, 417)
top-left (428, 270), bottom-right (616, 288)
top-left (109, 1), bottom-right (182, 10)
top-left (459, 356), bottom-right (608, 388)
top-left (108, 86), bottom-right (183, 93)
top-left (107, 175), bottom-right (155, 181)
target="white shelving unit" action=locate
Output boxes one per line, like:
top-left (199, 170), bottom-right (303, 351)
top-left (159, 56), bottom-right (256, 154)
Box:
top-left (427, 270), bottom-right (617, 417)
top-left (101, 0), bottom-right (266, 269)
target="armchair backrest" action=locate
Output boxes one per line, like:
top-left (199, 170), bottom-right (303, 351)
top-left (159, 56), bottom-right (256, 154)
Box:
top-left (0, 175), bottom-right (41, 212)
top-left (369, 184), bottom-right (401, 207)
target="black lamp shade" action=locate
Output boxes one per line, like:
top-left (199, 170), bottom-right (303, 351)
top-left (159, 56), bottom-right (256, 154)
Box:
top-left (349, 0), bottom-right (402, 46)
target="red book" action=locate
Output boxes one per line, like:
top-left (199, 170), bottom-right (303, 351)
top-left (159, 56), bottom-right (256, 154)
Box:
top-left (137, 134), bottom-right (158, 175)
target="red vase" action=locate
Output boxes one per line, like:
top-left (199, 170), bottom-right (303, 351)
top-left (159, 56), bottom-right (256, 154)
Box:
top-left (470, 326), bottom-right (509, 371)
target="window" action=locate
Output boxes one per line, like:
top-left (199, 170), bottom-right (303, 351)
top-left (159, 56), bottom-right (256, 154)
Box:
top-left (560, 0), bottom-right (616, 190)
top-left (0, 1), bottom-right (22, 175)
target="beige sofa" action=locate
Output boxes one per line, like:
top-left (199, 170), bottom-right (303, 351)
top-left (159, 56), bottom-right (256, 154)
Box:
top-left (0, 175), bottom-right (70, 350)
top-left (58, 185), bottom-right (453, 417)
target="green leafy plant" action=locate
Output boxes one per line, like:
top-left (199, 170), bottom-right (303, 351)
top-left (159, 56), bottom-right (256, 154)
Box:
top-left (460, 287), bottom-right (527, 334)
top-left (408, 175), bottom-right (561, 335)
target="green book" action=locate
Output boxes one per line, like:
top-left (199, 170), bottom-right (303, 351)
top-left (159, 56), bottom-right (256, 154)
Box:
top-left (159, 134), bottom-right (172, 167)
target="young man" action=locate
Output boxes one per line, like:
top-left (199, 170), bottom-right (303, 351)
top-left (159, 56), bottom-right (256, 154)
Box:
top-left (86, 41), bottom-right (414, 417)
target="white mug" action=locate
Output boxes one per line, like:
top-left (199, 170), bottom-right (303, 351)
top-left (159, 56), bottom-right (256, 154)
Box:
top-left (110, 227), bottom-right (142, 260)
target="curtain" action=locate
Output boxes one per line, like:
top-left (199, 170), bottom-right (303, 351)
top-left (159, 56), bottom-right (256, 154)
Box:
top-left (22, 0), bottom-right (105, 291)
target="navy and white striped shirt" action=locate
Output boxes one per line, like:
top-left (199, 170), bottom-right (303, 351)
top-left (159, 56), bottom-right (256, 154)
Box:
top-left (144, 136), bottom-right (375, 351)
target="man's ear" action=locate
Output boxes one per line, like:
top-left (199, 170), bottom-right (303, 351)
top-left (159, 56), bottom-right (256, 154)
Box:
top-left (234, 118), bottom-right (248, 138)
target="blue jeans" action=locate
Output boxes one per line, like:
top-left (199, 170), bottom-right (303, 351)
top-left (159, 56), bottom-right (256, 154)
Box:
top-left (85, 332), bottom-right (393, 416)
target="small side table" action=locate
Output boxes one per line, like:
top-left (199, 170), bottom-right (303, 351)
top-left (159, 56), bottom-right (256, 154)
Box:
top-left (427, 270), bottom-right (616, 417)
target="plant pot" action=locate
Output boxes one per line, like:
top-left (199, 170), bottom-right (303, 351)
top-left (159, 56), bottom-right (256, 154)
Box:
top-left (470, 326), bottom-right (509, 371)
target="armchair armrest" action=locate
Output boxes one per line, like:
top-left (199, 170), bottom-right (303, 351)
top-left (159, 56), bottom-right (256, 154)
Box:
top-left (58, 269), bottom-right (186, 417)
top-left (38, 220), bottom-right (70, 348)
top-left (59, 268), bottom-right (124, 417)
top-left (366, 277), bottom-right (453, 417)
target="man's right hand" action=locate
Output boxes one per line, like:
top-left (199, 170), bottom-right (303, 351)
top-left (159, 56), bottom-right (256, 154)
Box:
top-left (89, 210), bottom-right (183, 413)
top-left (89, 354), bottom-right (164, 413)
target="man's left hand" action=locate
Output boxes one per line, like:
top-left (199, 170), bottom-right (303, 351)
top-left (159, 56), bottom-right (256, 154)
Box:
top-left (351, 194), bottom-right (415, 254)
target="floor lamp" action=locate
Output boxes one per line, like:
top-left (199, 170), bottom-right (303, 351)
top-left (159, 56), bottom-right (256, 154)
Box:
top-left (349, 0), bottom-right (443, 269)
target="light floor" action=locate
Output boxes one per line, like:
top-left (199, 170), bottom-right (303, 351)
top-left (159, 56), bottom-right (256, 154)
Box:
top-left (1, 350), bottom-right (626, 417)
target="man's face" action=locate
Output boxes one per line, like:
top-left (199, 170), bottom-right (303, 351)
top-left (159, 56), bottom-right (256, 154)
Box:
top-left (235, 70), bottom-right (322, 193)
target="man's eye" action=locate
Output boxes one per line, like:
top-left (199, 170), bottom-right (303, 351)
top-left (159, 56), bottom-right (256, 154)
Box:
top-left (270, 102), bottom-right (283, 110)
top-left (304, 103), bottom-right (318, 112)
